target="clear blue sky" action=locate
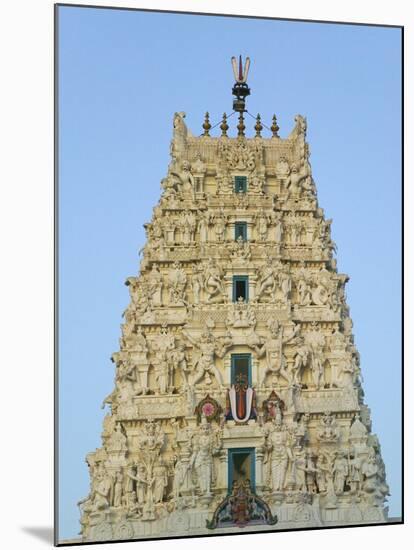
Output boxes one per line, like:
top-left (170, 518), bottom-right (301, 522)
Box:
top-left (57, 5), bottom-right (402, 540)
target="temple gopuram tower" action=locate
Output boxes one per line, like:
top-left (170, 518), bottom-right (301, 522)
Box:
top-left (78, 57), bottom-right (389, 542)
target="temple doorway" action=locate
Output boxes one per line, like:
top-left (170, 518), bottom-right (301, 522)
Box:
top-left (228, 448), bottom-right (255, 493)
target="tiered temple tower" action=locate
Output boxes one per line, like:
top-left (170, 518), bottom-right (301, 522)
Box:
top-left (78, 58), bottom-right (389, 542)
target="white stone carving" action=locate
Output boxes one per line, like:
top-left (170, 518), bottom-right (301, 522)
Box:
top-left (79, 108), bottom-right (389, 541)
top-left (189, 416), bottom-right (222, 497)
top-left (203, 258), bottom-right (225, 303)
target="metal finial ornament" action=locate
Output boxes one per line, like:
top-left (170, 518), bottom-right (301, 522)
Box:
top-left (231, 55), bottom-right (251, 113)
top-left (237, 112), bottom-right (246, 138)
top-left (271, 114), bottom-right (280, 138)
top-left (203, 112), bottom-right (211, 136)
top-left (255, 114), bottom-right (263, 137)
top-left (220, 113), bottom-right (229, 137)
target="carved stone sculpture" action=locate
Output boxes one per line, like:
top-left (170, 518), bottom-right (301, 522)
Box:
top-left (79, 101), bottom-right (389, 541)
top-left (203, 258), bottom-right (225, 303)
top-left (183, 328), bottom-right (230, 388)
top-left (265, 421), bottom-right (292, 492)
top-left (190, 416), bottom-right (222, 497)
top-left (168, 261), bottom-right (187, 305)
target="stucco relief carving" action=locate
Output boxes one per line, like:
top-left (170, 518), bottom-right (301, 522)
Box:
top-left (79, 109), bottom-right (389, 541)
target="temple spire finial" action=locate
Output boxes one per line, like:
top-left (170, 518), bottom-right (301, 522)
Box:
top-left (220, 113), bottom-right (229, 137)
top-left (231, 55), bottom-right (251, 113)
top-left (271, 114), bottom-right (280, 138)
top-left (202, 112), bottom-right (211, 136)
top-left (255, 114), bottom-right (263, 138)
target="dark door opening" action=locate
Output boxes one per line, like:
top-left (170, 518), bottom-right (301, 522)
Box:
top-left (233, 275), bottom-right (249, 302)
top-left (235, 221), bottom-right (247, 241)
top-left (231, 354), bottom-right (252, 386)
top-left (234, 176), bottom-right (248, 193)
top-left (228, 448), bottom-right (255, 492)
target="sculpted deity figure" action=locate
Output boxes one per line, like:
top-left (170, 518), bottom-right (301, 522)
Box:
top-left (112, 471), bottom-right (123, 508)
top-left (124, 491), bottom-right (140, 517)
top-left (306, 325), bottom-right (326, 389)
top-left (285, 164), bottom-right (299, 197)
top-left (292, 447), bottom-right (308, 492)
top-left (197, 210), bottom-right (210, 242)
top-left (124, 464), bottom-right (136, 500)
top-left (169, 159), bottom-right (194, 195)
top-left (273, 212), bottom-right (284, 243)
top-left (296, 269), bottom-right (312, 306)
top-left (315, 454), bottom-right (327, 493)
top-left (179, 211), bottom-right (191, 244)
top-left (180, 211), bottom-right (196, 244)
top-left (333, 452), bottom-right (348, 494)
top-left (311, 273), bottom-right (331, 306)
top-left (125, 326), bottom-right (151, 395)
top-left (132, 463), bottom-right (148, 506)
top-left (191, 153), bottom-right (206, 192)
top-left (154, 355), bottom-right (169, 394)
top-left (293, 413), bottom-right (309, 446)
top-left (257, 258), bottom-right (277, 301)
top-left (114, 352), bottom-right (134, 389)
top-left (153, 459), bottom-right (168, 504)
top-left (213, 210), bottom-right (228, 242)
top-left (317, 412), bottom-right (340, 442)
top-left (106, 423), bottom-right (127, 453)
top-left (347, 449), bottom-right (362, 494)
top-left (265, 421), bottom-right (292, 491)
top-left (318, 451), bottom-right (337, 506)
top-left (254, 210), bottom-right (270, 241)
top-left (183, 328), bottom-right (231, 387)
top-left (161, 212), bottom-right (176, 244)
top-left (285, 154), bottom-right (312, 199)
top-left (228, 235), bottom-right (252, 261)
top-left (132, 324), bottom-right (149, 352)
top-left (273, 401), bottom-right (283, 426)
top-left (152, 325), bottom-right (176, 393)
top-left (186, 210), bottom-right (196, 240)
top-left (191, 264), bottom-right (204, 304)
top-left (252, 320), bottom-right (299, 388)
top-left (92, 468), bottom-right (111, 511)
top-left (168, 340), bottom-right (191, 387)
top-left (127, 463), bottom-right (156, 518)
top-left (139, 420), bottom-right (165, 456)
top-left (250, 173), bottom-right (265, 194)
top-left (168, 261), bottom-right (187, 304)
top-left (305, 453), bottom-right (318, 493)
top-left (161, 175), bottom-right (177, 201)
top-left (338, 356), bottom-right (358, 389)
top-left (361, 451), bottom-right (380, 504)
top-left (203, 258), bottom-right (225, 303)
top-left (291, 337), bottom-right (310, 385)
top-left (190, 416), bottom-right (222, 496)
top-left (76, 470), bottom-right (100, 534)
top-left (171, 454), bottom-right (192, 500)
top-left (278, 264), bottom-right (292, 302)
top-left (146, 263), bottom-right (162, 306)
top-left (170, 111), bottom-right (188, 161)
top-left (217, 329), bottom-right (234, 358)
top-left (227, 299), bottom-right (256, 329)
top-left (289, 217), bottom-right (301, 246)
